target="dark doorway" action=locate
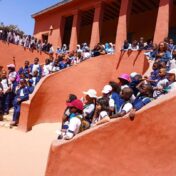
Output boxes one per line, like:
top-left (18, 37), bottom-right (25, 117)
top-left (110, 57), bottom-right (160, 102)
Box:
top-left (62, 16), bottom-right (73, 48)
top-left (78, 9), bottom-right (94, 45)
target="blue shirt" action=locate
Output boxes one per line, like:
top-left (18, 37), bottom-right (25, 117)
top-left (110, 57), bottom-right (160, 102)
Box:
top-left (133, 95), bottom-right (152, 111)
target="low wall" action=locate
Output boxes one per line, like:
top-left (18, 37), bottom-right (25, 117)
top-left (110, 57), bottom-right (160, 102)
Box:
top-left (0, 41), bottom-right (47, 69)
top-left (45, 91), bottom-right (176, 176)
top-left (19, 51), bottom-right (149, 131)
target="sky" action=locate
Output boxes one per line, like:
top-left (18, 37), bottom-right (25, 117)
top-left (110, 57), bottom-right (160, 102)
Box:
top-left (0, 0), bottom-right (62, 35)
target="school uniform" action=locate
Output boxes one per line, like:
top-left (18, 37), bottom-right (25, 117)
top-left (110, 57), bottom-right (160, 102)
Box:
top-left (12, 87), bottom-right (29, 122)
top-left (0, 83), bottom-right (3, 117)
top-left (65, 114), bottom-right (83, 139)
top-left (1, 78), bottom-right (11, 113)
top-left (94, 110), bottom-right (109, 124)
top-left (27, 86), bottom-right (34, 94)
top-left (153, 77), bottom-right (169, 98)
top-left (31, 77), bottom-right (40, 86)
top-left (18, 66), bottom-right (30, 78)
top-left (29, 64), bottom-right (42, 77)
top-left (133, 95), bottom-right (152, 111)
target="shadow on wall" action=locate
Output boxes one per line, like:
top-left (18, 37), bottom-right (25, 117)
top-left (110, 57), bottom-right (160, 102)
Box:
top-left (0, 41), bottom-right (47, 68)
top-left (19, 51), bottom-right (149, 132)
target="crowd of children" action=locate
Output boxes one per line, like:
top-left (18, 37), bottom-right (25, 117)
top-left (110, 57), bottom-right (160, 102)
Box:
top-left (57, 38), bottom-right (176, 140)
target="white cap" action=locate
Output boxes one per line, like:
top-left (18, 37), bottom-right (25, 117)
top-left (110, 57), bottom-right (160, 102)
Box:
top-left (83, 89), bottom-right (97, 98)
top-left (7, 64), bottom-right (15, 68)
top-left (168, 69), bottom-right (176, 77)
top-left (130, 72), bottom-right (138, 78)
top-left (102, 85), bottom-right (112, 94)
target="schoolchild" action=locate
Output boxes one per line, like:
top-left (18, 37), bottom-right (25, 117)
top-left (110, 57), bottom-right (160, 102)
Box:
top-left (1, 70), bottom-right (11, 115)
top-left (91, 97), bottom-right (110, 126)
top-left (58, 99), bottom-right (84, 140)
top-left (101, 85), bottom-right (115, 115)
top-left (27, 79), bottom-right (35, 94)
top-left (30, 57), bottom-right (42, 77)
top-left (0, 81), bottom-right (3, 121)
top-left (153, 68), bottom-right (169, 98)
top-left (42, 58), bottom-right (52, 76)
top-left (10, 79), bottom-right (29, 127)
top-left (31, 70), bottom-right (41, 86)
top-left (129, 82), bottom-right (153, 121)
top-left (82, 89), bottom-right (97, 129)
top-left (110, 87), bottom-right (133, 119)
top-left (109, 81), bottom-right (124, 113)
top-left (18, 60), bottom-right (30, 78)
top-left (165, 69), bottom-right (176, 93)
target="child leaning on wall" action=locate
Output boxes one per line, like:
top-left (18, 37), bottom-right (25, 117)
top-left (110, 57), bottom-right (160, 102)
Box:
top-left (57, 99), bottom-right (84, 140)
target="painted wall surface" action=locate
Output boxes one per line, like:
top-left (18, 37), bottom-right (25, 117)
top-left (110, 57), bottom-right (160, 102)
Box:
top-left (45, 91), bottom-right (176, 176)
top-left (19, 51), bottom-right (148, 131)
top-left (0, 41), bottom-right (47, 69)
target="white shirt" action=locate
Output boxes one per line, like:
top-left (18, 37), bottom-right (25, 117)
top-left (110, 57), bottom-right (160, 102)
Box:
top-left (32, 64), bottom-right (40, 74)
top-left (43, 64), bottom-right (52, 76)
top-left (95, 111), bottom-right (108, 123)
top-left (8, 71), bottom-right (17, 83)
top-left (1, 79), bottom-right (9, 92)
top-left (119, 102), bottom-right (133, 113)
top-left (83, 104), bottom-right (95, 117)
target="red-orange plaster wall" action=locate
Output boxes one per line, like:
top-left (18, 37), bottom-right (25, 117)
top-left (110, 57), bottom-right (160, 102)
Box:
top-left (45, 91), bottom-right (176, 176)
top-left (19, 51), bottom-right (148, 131)
top-left (0, 41), bottom-right (48, 69)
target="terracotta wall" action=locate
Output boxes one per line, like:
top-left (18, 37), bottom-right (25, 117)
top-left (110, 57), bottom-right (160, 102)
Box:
top-left (19, 51), bottom-right (148, 131)
top-left (45, 91), bottom-right (176, 176)
top-left (19, 55), bottom-right (116, 131)
top-left (0, 41), bottom-right (47, 69)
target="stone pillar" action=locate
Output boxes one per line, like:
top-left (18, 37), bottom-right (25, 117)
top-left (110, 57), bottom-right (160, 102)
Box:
top-left (89, 2), bottom-right (104, 49)
top-left (153, 0), bottom-right (170, 44)
top-left (69, 10), bottom-right (81, 51)
top-left (48, 15), bottom-right (65, 50)
top-left (115, 0), bottom-right (132, 51)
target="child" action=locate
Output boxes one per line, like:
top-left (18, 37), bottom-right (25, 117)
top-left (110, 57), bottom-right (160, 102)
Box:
top-left (62, 94), bottom-right (77, 122)
top-left (129, 82), bottom-right (154, 121)
top-left (30, 57), bottom-right (42, 77)
top-left (31, 70), bottom-right (41, 86)
top-left (165, 69), bottom-right (176, 93)
top-left (27, 79), bottom-right (35, 94)
top-left (1, 70), bottom-right (11, 115)
top-left (18, 60), bottom-right (30, 78)
top-left (118, 73), bottom-right (131, 89)
top-left (82, 89), bottom-right (97, 129)
top-left (0, 81), bottom-right (3, 121)
top-left (111, 87), bottom-right (133, 119)
top-left (57, 99), bottom-right (84, 140)
top-left (42, 58), bottom-right (52, 76)
top-left (91, 97), bottom-right (110, 126)
top-left (109, 81), bottom-right (123, 113)
top-left (153, 68), bottom-right (169, 98)
top-left (101, 85), bottom-right (115, 115)
top-left (10, 79), bottom-right (29, 127)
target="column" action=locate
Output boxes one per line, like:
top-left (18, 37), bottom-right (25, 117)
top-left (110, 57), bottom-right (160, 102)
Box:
top-left (115, 0), bottom-right (132, 51)
top-left (153, 0), bottom-right (170, 44)
top-left (89, 2), bottom-right (104, 49)
top-left (48, 15), bottom-right (65, 50)
top-left (69, 10), bottom-right (81, 51)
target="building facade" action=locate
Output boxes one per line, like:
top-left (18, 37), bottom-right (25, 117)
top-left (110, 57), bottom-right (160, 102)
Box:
top-left (32, 0), bottom-right (176, 51)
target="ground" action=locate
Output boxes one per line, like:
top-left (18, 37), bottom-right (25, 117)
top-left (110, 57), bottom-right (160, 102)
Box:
top-left (0, 110), bottom-right (60, 176)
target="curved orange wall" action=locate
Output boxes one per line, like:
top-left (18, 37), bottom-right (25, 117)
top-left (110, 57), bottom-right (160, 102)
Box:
top-left (19, 51), bottom-right (148, 131)
top-left (45, 92), bottom-right (176, 176)
top-left (0, 41), bottom-right (47, 69)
